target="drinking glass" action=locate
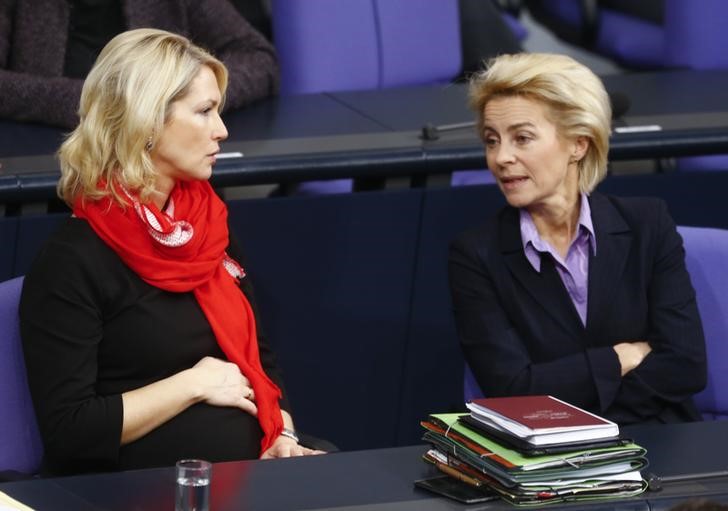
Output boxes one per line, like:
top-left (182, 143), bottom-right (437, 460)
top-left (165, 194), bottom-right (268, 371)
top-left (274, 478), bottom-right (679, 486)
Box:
top-left (175, 459), bottom-right (211, 511)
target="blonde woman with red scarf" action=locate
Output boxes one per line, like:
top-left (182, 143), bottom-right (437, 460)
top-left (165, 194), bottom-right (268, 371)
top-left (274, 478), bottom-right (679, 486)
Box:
top-left (19, 28), bottom-right (322, 476)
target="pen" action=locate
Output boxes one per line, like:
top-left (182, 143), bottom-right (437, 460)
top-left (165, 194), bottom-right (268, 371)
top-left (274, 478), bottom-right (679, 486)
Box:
top-left (433, 460), bottom-right (483, 488)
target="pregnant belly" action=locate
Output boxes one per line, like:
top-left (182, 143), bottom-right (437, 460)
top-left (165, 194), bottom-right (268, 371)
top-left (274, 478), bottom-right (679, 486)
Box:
top-left (119, 403), bottom-right (263, 470)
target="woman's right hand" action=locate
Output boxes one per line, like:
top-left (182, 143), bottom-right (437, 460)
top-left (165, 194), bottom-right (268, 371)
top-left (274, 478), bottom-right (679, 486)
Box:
top-left (120, 356), bottom-right (257, 445)
top-left (189, 356), bottom-right (258, 417)
top-left (613, 341), bottom-right (652, 377)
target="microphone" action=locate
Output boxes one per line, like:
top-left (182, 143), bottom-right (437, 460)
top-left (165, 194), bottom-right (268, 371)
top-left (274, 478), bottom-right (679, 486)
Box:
top-left (420, 121), bottom-right (476, 141)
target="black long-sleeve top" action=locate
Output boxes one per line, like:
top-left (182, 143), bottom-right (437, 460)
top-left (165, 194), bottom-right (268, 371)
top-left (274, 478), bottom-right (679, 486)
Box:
top-left (20, 217), bottom-right (289, 475)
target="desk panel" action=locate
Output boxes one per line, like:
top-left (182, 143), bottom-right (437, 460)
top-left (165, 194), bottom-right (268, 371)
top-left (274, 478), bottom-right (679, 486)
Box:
top-left (221, 92), bottom-right (389, 139)
top-left (601, 70), bottom-right (728, 117)
top-left (0, 478), bottom-right (101, 510)
top-left (0, 120), bottom-right (66, 159)
top-left (397, 184), bottom-right (506, 446)
top-left (227, 190), bottom-right (424, 451)
top-left (4, 422), bottom-right (728, 510)
top-left (0, 94), bottom-right (383, 159)
top-left (625, 421), bottom-right (728, 510)
top-left (329, 83), bottom-right (473, 131)
top-left (3, 70), bottom-right (728, 203)
top-left (625, 421), bottom-right (728, 479)
top-left (333, 70), bottom-right (728, 130)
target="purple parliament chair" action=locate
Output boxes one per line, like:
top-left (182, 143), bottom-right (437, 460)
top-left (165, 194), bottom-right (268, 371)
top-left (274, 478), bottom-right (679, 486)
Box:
top-left (463, 225), bottom-right (728, 421)
top-left (523, 0), bottom-right (728, 171)
top-left (0, 276), bottom-right (44, 479)
top-left (463, 363), bottom-right (481, 404)
top-left (271, 0), bottom-right (462, 95)
top-left (271, 0), bottom-right (463, 195)
top-left (524, 0), bottom-right (728, 70)
top-left (678, 226), bottom-right (728, 420)
top-left (271, 0), bottom-right (531, 193)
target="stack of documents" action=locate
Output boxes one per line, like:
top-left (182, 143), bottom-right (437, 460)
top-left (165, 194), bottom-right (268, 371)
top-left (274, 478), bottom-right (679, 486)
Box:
top-left (420, 396), bottom-right (649, 506)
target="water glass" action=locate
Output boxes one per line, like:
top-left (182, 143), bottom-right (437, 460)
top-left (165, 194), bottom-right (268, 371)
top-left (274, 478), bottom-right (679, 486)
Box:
top-left (175, 459), bottom-right (212, 511)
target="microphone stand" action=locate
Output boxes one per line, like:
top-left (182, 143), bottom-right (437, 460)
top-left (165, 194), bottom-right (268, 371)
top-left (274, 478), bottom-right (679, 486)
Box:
top-left (420, 121), bottom-right (477, 141)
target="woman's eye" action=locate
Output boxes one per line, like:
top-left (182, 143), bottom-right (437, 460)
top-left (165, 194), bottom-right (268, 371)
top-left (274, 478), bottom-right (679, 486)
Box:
top-left (516, 135), bottom-right (532, 144)
top-left (485, 137), bottom-right (499, 147)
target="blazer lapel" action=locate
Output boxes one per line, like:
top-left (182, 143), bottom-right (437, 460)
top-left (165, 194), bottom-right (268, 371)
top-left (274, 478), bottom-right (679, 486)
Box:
top-left (499, 208), bottom-right (584, 336)
top-left (585, 193), bottom-right (632, 338)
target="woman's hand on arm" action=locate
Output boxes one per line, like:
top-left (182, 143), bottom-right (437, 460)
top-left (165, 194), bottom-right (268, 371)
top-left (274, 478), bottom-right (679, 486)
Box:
top-left (121, 356), bottom-right (257, 445)
top-left (260, 410), bottom-right (325, 459)
top-left (613, 341), bottom-right (652, 377)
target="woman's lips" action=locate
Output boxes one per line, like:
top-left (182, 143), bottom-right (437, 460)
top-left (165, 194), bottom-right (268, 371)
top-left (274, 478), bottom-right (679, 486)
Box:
top-left (500, 176), bottom-right (528, 190)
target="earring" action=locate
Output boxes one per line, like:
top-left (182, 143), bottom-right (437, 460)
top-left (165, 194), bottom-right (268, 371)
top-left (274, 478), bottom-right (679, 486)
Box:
top-left (145, 137), bottom-right (153, 151)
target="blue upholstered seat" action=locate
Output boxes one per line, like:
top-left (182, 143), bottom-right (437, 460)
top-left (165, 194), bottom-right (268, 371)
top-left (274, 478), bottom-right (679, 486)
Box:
top-left (271, 0), bottom-right (463, 195)
top-left (0, 276), bottom-right (44, 479)
top-left (525, 0), bottom-right (728, 70)
top-left (272, 0), bottom-right (462, 96)
top-left (524, 0), bottom-right (728, 172)
top-left (678, 226), bottom-right (728, 420)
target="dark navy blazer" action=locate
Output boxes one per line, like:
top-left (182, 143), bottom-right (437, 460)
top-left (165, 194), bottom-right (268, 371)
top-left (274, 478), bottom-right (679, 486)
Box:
top-left (449, 192), bottom-right (707, 424)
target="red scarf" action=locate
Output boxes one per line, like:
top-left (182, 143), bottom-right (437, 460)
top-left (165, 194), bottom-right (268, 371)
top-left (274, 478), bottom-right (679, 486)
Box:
top-left (74, 180), bottom-right (283, 454)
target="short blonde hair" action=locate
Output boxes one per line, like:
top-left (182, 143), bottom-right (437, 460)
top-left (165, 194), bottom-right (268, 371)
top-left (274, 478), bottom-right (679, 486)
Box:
top-left (469, 53), bottom-right (611, 193)
top-left (58, 28), bottom-right (228, 206)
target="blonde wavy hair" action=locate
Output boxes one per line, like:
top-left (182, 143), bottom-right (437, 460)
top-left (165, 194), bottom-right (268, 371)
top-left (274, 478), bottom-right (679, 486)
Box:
top-left (58, 28), bottom-right (228, 206)
top-left (468, 53), bottom-right (611, 193)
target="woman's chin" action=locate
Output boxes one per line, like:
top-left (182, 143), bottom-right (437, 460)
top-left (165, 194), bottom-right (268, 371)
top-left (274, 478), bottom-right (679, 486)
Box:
top-left (194, 166), bottom-right (213, 181)
top-left (502, 192), bottom-right (532, 209)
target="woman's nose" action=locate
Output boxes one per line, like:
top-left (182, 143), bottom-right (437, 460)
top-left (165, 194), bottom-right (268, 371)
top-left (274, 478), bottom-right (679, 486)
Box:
top-left (492, 144), bottom-right (515, 166)
top-left (213, 113), bottom-right (228, 141)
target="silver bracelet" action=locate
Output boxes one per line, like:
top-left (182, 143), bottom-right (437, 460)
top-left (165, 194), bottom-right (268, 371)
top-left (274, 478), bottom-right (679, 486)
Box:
top-left (281, 427), bottom-right (299, 443)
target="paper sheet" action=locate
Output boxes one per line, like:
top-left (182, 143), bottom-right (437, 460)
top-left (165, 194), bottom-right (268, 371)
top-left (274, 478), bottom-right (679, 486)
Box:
top-left (0, 491), bottom-right (34, 511)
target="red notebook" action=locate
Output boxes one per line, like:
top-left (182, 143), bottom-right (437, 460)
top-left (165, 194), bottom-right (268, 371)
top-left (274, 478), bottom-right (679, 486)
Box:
top-left (466, 395), bottom-right (619, 446)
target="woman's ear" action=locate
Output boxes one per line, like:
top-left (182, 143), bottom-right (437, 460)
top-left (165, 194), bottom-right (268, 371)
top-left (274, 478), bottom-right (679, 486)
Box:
top-left (573, 136), bottom-right (589, 162)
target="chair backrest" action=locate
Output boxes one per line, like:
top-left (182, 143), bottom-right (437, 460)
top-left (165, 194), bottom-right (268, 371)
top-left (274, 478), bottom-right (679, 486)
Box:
top-left (663, 0), bottom-right (728, 70)
top-left (526, 0), bottom-right (728, 70)
top-left (462, 225), bottom-right (728, 420)
top-left (271, 0), bottom-right (462, 95)
top-left (463, 363), bottom-right (482, 403)
top-left (678, 226), bottom-right (728, 420)
top-left (0, 276), bottom-right (44, 477)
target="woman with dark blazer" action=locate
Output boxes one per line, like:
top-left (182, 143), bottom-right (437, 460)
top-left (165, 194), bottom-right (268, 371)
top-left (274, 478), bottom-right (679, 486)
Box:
top-left (449, 53), bottom-right (707, 425)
